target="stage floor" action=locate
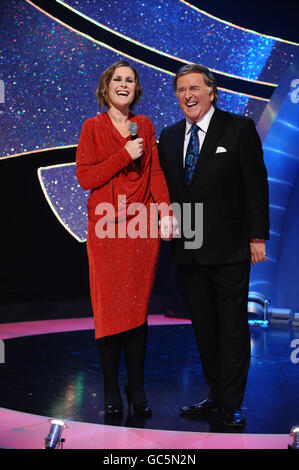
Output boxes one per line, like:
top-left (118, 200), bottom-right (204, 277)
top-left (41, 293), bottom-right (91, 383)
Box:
top-left (0, 316), bottom-right (298, 449)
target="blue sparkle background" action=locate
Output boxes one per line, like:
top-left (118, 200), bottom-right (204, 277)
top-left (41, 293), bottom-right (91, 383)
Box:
top-left (61, 0), bottom-right (297, 83)
top-left (0, 0), bottom-right (277, 159)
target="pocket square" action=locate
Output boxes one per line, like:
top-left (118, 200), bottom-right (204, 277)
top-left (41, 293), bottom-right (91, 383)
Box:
top-left (215, 146), bottom-right (227, 153)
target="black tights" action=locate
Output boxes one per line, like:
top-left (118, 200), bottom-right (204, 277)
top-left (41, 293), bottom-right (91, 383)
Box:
top-left (96, 322), bottom-right (148, 404)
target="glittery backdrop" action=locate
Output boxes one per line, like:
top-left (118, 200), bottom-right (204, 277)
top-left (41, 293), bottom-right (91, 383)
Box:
top-left (38, 164), bottom-right (89, 241)
top-left (1, 0), bottom-right (296, 242)
top-left (1, 0), bottom-right (269, 160)
top-left (59, 0), bottom-right (298, 84)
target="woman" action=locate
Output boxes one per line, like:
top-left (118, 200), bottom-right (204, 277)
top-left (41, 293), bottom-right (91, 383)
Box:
top-left (76, 61), bottom-right (175, 416)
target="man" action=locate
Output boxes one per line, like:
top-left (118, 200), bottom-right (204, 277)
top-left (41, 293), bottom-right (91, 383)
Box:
top-left (158, 64), bottom-right (269, 427)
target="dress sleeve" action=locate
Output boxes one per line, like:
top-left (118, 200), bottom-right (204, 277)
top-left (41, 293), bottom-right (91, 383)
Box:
top-left (149, 120), bottom-right (171, 218)
top-left (76, 119), bottom-right (133, 190)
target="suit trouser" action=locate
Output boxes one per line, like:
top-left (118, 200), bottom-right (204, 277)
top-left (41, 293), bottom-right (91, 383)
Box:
top-left (177, 260), bottom-right (251, 410)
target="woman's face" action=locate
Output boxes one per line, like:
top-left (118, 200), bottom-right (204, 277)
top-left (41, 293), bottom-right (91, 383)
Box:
top-left (107, 66), bottom-right (136, 110)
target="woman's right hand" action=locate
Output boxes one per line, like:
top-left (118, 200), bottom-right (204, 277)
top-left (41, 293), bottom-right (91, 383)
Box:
top-left (125, 138), bottom-right (144, 161)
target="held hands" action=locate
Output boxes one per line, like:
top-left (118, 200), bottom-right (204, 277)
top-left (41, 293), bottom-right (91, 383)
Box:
top-left (250, 239), bottom-right (267, 266)
top-left (159, 215), bottom-right (180, 241)
top-left (125, 138), bottom-right (144, 161)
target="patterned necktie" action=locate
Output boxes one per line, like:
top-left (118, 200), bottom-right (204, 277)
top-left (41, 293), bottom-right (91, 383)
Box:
top-left (184, 123), bottom-right (199, 185)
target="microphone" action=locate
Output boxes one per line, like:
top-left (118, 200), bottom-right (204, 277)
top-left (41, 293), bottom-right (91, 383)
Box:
top-left (128, 122), bottom-right (140, 169)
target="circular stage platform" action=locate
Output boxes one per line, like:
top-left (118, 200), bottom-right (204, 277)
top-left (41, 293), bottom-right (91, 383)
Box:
top-left (0, 316), bottom-right (298, 449)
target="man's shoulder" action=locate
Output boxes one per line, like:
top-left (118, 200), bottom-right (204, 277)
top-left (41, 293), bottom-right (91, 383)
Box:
top-left (216, 108), bottom-right (255, 127)
top-left (159, 118), bottom-right (185, 138)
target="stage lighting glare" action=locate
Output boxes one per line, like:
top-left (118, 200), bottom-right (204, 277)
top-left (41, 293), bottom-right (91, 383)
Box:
top-left (289, 426), bottom-right (299, 449)
top-left (44, 419), bottom-right (65, 449)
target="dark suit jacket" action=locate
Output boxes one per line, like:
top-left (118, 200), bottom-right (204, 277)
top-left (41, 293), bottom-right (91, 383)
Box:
top-left (158, 107), bottom-right (270, 265)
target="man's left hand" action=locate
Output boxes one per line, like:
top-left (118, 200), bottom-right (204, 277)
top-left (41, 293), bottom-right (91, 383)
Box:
top-left (159, 215), bottom-right (180, 241)
top-left (250, 239), bottom-right (267, 266)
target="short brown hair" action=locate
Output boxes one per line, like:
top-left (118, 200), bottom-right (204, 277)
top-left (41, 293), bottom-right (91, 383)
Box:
top-left (96, 61), bottom-right (142, 109)
top-left (174, 64), bottom-right (218, 105)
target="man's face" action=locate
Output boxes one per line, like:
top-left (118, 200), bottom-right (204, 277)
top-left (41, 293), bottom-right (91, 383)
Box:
top-left (175, 73), bottom-right (214, 122)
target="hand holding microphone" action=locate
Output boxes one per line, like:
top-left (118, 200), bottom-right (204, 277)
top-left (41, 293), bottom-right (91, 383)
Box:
top-left (125, 122), bottom-right (143, 168)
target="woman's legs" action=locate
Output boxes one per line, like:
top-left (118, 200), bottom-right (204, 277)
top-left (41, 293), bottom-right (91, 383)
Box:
top-left (96, 332), bottom-right (123, 412)
top-left (97, 322), bottom-right (151, 414)
top-left (122, 322), bottom-right (151, 413)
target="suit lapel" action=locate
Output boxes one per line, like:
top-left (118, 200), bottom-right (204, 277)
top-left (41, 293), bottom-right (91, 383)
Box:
top-left (189, 108), bottom-right (227, 186)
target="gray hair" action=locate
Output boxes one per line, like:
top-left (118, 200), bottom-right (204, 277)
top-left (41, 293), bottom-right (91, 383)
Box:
top-left (174, 64), bottom-right (218, 105)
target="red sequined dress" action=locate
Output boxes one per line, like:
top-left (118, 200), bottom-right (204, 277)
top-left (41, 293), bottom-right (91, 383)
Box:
top-left (76, 112), bottom-right (170, 339)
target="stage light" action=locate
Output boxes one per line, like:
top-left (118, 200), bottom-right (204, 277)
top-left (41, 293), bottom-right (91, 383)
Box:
top-left (289, 426), bottom-right (299, 449)
top-left (44, 419), bottom-right (65, 449)
top-left (248, 291), bottom-right (270, 326)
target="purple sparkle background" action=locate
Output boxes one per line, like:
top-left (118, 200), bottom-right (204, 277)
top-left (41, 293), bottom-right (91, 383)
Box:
top-left (0, 0), bottom-right (268, 160)
top-left (62, 0), bottom-right (297, 83)
top-left (1, 0), bottom-right (290, 242)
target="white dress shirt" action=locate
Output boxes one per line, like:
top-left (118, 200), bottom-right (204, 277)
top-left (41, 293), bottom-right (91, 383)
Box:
top-left (183, 105), bottom-right (215, 167)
